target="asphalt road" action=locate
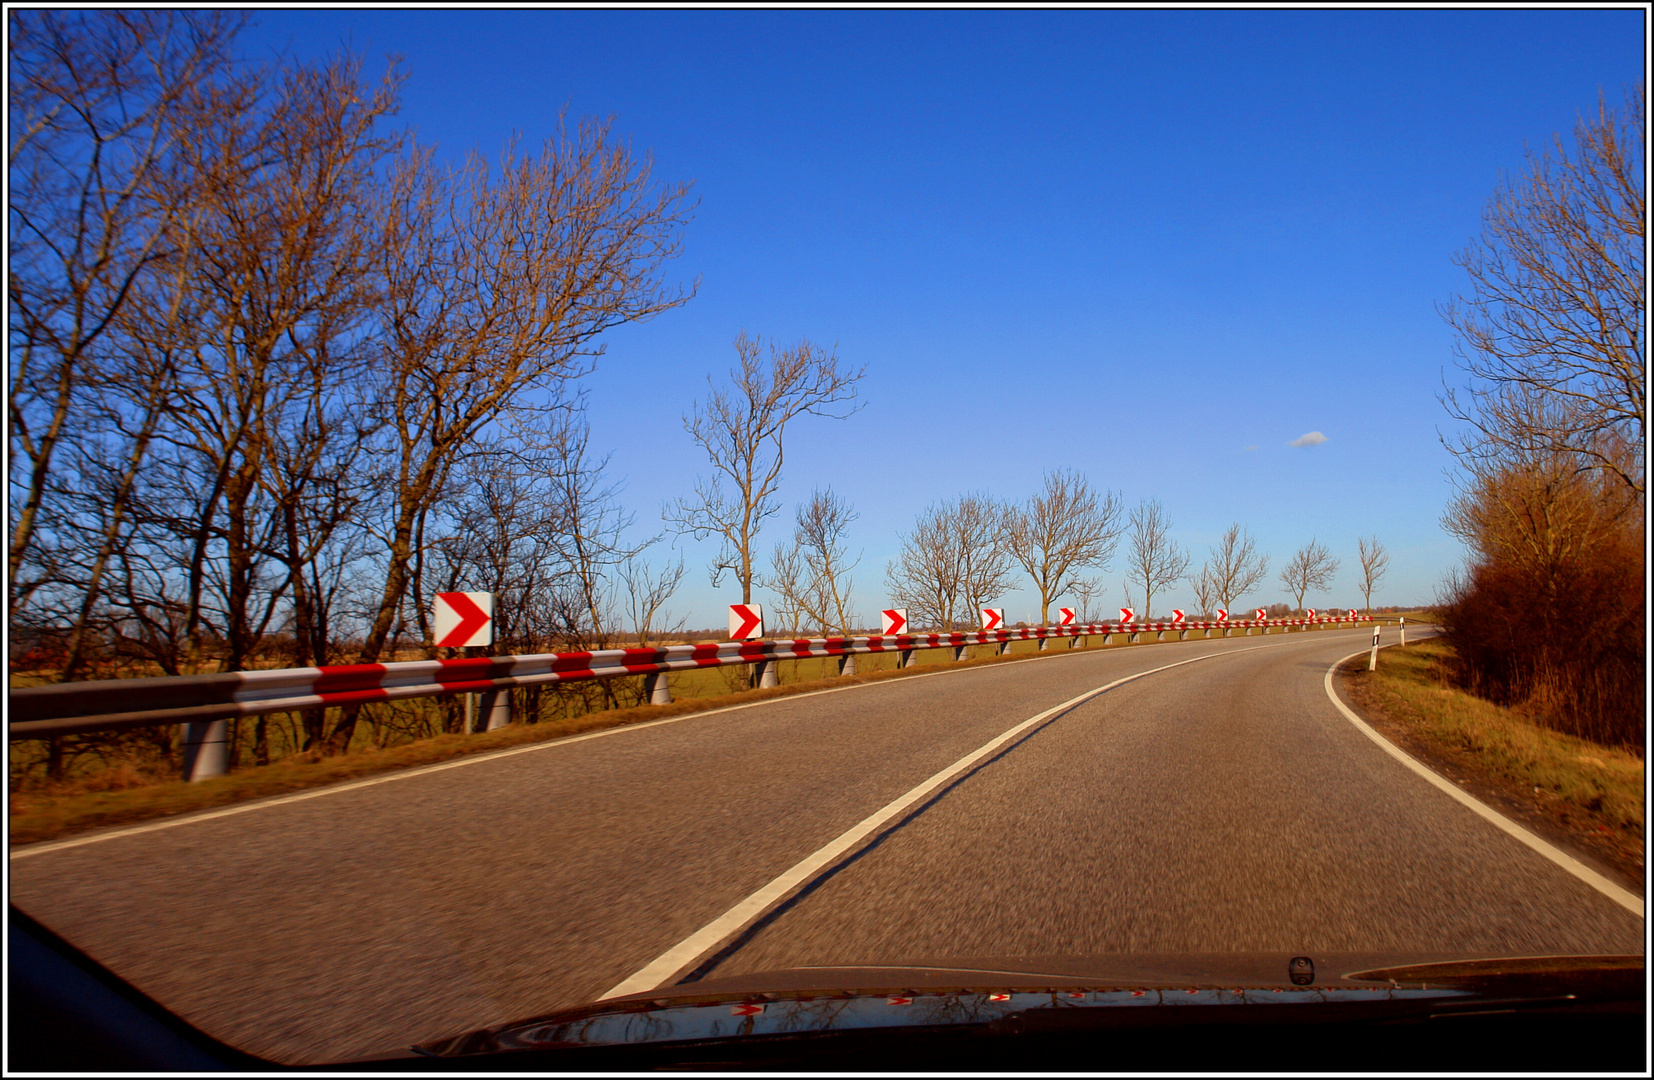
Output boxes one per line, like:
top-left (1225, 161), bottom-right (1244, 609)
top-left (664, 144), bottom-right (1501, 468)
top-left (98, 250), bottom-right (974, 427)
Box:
top-left (9, 627), bottom-right (1644, 1063)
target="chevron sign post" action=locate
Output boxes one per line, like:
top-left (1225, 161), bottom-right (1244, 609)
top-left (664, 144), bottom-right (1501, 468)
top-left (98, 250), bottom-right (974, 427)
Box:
top-left (980, 608), bottom-right (1004, 631)
top-left (881, 609), bottom-right (908, 635)
top-left (1172, 610), bottom-right (1185, 622)
top-left (1057, 607), bottom-right (1076, 627)
top-left (729, 604), bottom-right (764, 640)
top-left (1118, 607), bottom-right (1135, 624)
top-left (434, 592), bottom-right (493, 648)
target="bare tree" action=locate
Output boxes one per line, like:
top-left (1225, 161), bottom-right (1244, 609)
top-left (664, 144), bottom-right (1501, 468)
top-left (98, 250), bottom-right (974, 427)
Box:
top-left (886, 501), bottom-right (958, 632)
top-left (1186, 563), bottom-right (1217, 619)
top-left (1124, 498), bottom-right (1189, 621)
top-left (762, 488), bottom-right (860, 637)
top-left (8, 10), bottom-right (243, 617)
top-left (354, 119), bottom-right (694, 666)
top-left (1440, 83), bottom-right (1645, 496)
top-left (1206, 523), bottom-right (1269, 613)
top-left (621, 552), bottom-right (686, 647)
top-left (952, 494), bottom-right (1016, 628)
top-left (151, 52), bottom-right (401, 674)
top-left (1356, 535), bottom-right (1389, 614)
top-left (1279, 538), bottom-right (1339, 612)
top-left (886, 493), bottom-right (1014, 631)
top-left (667, 333), bottom-right (863, 605)
top-left (327, 120), bottom-right (695, 752)
top-left (1071, 576), bottom-right (1105, 622)
top-left (538, 417), bottom-right (653, 651)
top-left (1003, 470), bottom-right (1124, 625)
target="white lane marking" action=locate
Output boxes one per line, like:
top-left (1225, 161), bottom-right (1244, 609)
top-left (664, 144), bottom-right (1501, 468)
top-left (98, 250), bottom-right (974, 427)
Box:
top-left (12, 630), bottom-right (1356, 860)
top-left (597, 646), bottom-right (1281, 1001)
top-left (1323, 646), bottom-right (1643, 920)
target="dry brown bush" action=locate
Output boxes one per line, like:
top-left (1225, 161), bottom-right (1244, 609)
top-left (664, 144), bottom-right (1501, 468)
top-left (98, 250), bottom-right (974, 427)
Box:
top-left (1438, 457), bottom-right (1644, 750)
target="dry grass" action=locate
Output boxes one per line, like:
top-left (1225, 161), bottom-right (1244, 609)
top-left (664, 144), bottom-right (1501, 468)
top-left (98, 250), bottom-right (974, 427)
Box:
top-left (1347, 638), bottom-right (1643, 838)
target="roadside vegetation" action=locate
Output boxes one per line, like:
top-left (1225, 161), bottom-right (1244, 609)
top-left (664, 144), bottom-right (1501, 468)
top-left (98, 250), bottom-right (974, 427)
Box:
top-left (1434, 83), bottom-right (1644, 754)
top-left (1345, 638), bottom-right (1643, 847)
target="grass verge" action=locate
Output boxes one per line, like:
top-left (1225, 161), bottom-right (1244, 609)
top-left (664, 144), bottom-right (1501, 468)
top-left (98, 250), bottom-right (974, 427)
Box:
top-left (1341, 636), bottom-right (1644, 883)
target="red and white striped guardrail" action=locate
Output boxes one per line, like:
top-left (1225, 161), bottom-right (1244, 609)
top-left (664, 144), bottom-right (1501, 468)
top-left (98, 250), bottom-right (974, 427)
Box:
top-left (8, 615), bottom-right (1372, 741)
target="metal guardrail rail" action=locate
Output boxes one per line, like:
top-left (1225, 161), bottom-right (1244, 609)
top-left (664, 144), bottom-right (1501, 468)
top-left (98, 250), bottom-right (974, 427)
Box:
top-left (9, 616), bottom-right (1374, 741)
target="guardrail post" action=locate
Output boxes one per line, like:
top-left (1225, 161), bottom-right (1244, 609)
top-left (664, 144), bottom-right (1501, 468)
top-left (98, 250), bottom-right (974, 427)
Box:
top-left (642, 672), bottom-right (672, 704)
top-left (481, 688), bottom-right (512, 731)
top-left (181, 720), bottom-right (229, 781)
top-left (953, 644), bottom-right (967, 662)
top-left (1038, 635), bottom-right (1049, 651)
top-left (755, 660), bottom-right (780, 688)
top-left (997, 637), bottom-right (1012, 656)
top-left (837, 653), bottom-right (857, 676)
top-left (899, 648), bottom-right (916, 668)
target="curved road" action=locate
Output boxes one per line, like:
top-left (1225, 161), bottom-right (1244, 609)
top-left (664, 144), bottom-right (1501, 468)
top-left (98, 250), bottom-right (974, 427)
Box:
top-left (9, 627), bottom-right (1643, 1063)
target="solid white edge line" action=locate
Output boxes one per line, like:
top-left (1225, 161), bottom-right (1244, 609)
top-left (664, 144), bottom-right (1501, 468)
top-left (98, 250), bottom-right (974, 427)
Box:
top-left (596, 646), bottom-right (1273, 1001)
top-left (1323, 645), bottom-right (1644, 920)
top-left (11, 628), bottom-right (1357, 861)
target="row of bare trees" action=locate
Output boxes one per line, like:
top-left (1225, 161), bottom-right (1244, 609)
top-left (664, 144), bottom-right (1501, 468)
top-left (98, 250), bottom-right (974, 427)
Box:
top-left (880, 477), bottom-right (1386, 631)
top-left (1435, 84), bottom-right (1644, 748)
top-left (8, 13), bottom-right (697, 754)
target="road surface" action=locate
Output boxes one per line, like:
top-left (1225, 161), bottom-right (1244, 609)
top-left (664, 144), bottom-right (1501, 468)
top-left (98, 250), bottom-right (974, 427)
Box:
top-left (9, 627), bottom-right (1643, 1063)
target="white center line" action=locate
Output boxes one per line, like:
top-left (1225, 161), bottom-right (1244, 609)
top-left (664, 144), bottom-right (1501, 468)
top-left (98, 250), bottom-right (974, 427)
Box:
top-left (597, 645), bottom-right (1282, 1000)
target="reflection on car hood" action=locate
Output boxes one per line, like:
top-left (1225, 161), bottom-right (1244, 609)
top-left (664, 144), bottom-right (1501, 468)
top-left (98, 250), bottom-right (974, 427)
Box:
top-left (416, 952), bottom-right (1643, 1057)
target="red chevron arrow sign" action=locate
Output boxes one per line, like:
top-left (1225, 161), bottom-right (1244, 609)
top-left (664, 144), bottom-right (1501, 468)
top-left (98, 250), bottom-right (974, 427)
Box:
top-left (434, 592), bottom-right (493, 648)
top-left (728, 604), bottom-right (764, 640)
top-left (1118, 607), bottom-right (1135, 623)
top-left (980, 608), bottom-right (1004, 631)
top-left (1216, 609), bottom-right (1228, 621)
top-left (1057, 607), bottom-right (1076, 627)
top-left (881, 609), bottom-right (907, 635)
top-left (1172, 609), bottom-right (1185, 622)
top-left (1348, 609), bottom-right (1357, 619)
top-left (1255, 608), bottom-right (1267, 620)
top-left (1306, 608), bottom-right (1315, 619)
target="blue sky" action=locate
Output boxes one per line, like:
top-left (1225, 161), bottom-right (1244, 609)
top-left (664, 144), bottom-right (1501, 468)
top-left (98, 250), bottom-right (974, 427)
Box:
top-left (246, 7), bottom-right (1643, 628)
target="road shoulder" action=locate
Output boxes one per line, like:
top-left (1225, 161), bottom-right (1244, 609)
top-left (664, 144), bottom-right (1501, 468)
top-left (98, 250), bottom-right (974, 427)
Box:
top-left (1333, 651), bottom-right (1644, 899)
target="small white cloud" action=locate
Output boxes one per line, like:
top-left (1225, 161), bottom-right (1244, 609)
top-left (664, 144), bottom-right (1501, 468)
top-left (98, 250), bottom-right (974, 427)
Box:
top-left (1289, 431), bottom-right (1327, 447)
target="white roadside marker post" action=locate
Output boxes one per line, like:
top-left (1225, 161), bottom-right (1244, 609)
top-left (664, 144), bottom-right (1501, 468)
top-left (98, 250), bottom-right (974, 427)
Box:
top-left (1369, 625), bottom-right (1381, 670)
top-left (1400, 616), bottom-right (1407, 647)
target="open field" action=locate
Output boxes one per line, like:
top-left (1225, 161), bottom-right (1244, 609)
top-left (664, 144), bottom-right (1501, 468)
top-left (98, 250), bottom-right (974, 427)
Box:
top-left (1341, 636), bottom-right (1643, 884)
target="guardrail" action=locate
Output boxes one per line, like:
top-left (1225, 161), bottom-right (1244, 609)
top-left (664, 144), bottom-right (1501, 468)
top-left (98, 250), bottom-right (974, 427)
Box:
top-left (8, 615), bottom-right (1374, 779)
